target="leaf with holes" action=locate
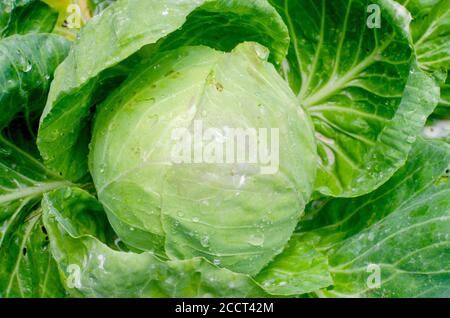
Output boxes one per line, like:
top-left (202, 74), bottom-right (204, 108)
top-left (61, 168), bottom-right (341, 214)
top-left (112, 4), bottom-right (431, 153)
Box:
top-left (0, 137), bottom-right (68, 297)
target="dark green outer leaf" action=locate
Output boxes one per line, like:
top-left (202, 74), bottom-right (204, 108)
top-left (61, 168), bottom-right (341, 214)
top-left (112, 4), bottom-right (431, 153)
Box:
top-left (297, 138), bottom-right (450, 297)
top-left (270, 0), bottom-right (441, 197)
top-left (397, 0), bottom-right (450, 118)
top-left (0, 137), bottom-right (68, 297)
top-left (0, 136), bottom-right (69, 222)
top-left (37, 0), bottom-right (290, 181)
top-left (0, 33), bottom-right (70, 130)
top-left (402, 0), bottom-right (450, 71)
top-left (435, 73), bottom-right (450, 118)
top-left (0, 206), bottom-right (66, 297)
top-left (0, 0), bottom-right (58, 37)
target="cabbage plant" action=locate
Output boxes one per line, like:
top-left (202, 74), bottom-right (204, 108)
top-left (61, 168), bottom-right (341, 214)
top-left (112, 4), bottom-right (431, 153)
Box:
top-left (0, 0), bottom-right (449, 298)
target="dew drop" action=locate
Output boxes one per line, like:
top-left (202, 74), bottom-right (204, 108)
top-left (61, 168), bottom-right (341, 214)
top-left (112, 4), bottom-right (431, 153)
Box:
top-left (406, 136), bottom-right (416, 143)
top-left (24, 63), bottom-right (32, 72)
top-left (63, 187), bottom-right (73, 199)
top-left (262, 279), bottom-right (275, 287)
top-left (200, 236), bottom-right (209, 247)
top-left (254, 45), bottom-right (269, 60)
top-left (247, 234), bottom-right (265, 247)
top-left (98, 255), bottom-right (105, 270)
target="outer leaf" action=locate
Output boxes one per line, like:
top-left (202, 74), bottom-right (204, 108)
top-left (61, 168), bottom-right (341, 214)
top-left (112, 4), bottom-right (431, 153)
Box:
top-left (435, 73), bottom-right (450, 118)
top-left (42, 187), bottom-right (268, 298)
top-left (0, 207), bottom-right (66, 297)
top-left (398, 0), bottom-right (450, 118)
top-left (0, 33), bottom-right (70, 130)
top-left (297, 139), bottom-right (450, 297)
top-left (0, 137), bottom-right (68, 297)
top-left (403, 0), bottom-right (450, 71)
top-left (0, 136), bottom-right (69, 222)
top-left (0, 0), bottom-right (58, 37)
top-left (371, 0), bottom-right (412, 41)
top-left (270, 0), bottom-right (440, 197)
top-left (89, 0), bottom-right (115, 15)
top-left (255, 234), bottom-right (332, 296)
top-left (37, 0), bottom-right (290, 181)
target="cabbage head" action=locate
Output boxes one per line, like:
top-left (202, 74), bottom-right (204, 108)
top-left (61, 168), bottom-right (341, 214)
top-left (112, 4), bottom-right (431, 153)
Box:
top-left (88, 43), bottom-right (317, 274)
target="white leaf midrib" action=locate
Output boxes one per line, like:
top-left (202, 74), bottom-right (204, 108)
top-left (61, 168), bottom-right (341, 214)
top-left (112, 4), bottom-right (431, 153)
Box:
top-left (0, 181), bottom-right (70, 204)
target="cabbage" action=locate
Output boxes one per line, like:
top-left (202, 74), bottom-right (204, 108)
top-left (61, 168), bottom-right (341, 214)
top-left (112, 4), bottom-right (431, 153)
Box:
top-left (0, 0), bottom-right (448, 299)
top-left (89, 43), bottom-right (317, 274)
